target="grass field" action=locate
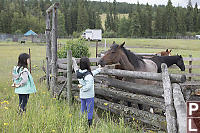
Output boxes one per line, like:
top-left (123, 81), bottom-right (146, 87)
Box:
top-left (1, 38), bottom-right (200, 132)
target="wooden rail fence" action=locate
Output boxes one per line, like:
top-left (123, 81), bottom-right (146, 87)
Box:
top-left (52, 51), bottom-right (187, 132)
top-left (45, 4), bottom-right (192, 132)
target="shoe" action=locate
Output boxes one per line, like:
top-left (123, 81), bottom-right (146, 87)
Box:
top-left (88, 119), bottom-right (92, 127)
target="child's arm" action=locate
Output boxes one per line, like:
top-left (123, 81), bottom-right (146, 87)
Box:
top-left (92, 65), bottom-right (102, 76)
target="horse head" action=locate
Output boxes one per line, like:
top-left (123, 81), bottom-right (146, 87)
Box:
top-left (98, 42), bottom-right (125, 67)
top-left (165, 49), bottom-right (172, 56)
top-left (176, 54), bottom-right (185, 71)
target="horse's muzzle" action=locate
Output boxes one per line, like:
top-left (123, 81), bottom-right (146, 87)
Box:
top-left (181, 67), bottom-right (185, 71)
top-left (98, 59), bottom-right (105, 67)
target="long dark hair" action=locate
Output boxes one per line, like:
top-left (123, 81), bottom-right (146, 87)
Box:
top-left (17, 53), bottom-right (30, 72)
top-left (80, 57), bottom-right (93, 75)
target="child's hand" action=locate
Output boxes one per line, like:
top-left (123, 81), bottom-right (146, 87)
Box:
top-left (11, 83), bottom-right (15, 87)
top-left (15, 84), bottom-right (21, 88)
top-left (78, 84), bottom-right (83, 88)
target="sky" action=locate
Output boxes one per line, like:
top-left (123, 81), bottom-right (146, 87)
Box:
top-left (90, 0), bottom-right (200, 8)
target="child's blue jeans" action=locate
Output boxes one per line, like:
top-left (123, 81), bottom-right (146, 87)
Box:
top-left (19, 94), bottom-right (29, 112)
top-left (81, 97), bottom-right (94, 120)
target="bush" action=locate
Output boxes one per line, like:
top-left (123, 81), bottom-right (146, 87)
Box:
top-left (58, 39), bottom-right (91, 58)
top-left (72, 31), bottom-right (82, 38)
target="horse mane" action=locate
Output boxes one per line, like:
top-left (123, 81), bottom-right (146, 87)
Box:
top-left (121, 47), bottom-right (145, 69)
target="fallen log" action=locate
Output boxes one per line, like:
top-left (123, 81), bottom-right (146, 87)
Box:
top-left (161, 64), bottom-right (177, 133)
top-left (57, 63), bottom-right (67, 70)
top-left (73, 93), bottom-right (166, 130)
top-left (172, 83), bottom-right (187, 133)
top-left (57, 75), bottom-right (77, 83)
top-left (72, 84), bottom-right (165, 110)
top-left (96, 76), bottom-right (164, 97)
top-left (57, 57), bottom-right (101, 64)
top-left (100, 68), bottom-right (186, 83)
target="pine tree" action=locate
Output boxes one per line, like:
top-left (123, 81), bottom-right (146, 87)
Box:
top-left (136, 2), bottom-right (143, 36)
top-left (197, 13), bottom-right (200, 33)
top-left (105, 11), bottom-right (111, 31)
top-left (71, 1), bottom-right (78, 32)
top-left (154, 7), bottom-right (162, 36)
top-left (154, 6), bottom-right (167, 36)
top-left (95, 13), bottom-right (103, 30)
top-left (112, 0), bottom-right (118, 32)
top-left (130, 12), bottom-right (141, 37)
top-left (166, 0), bottom-right (176, 35)
top-left (193, 3), bottom-right (198, 32)
top-left (175, 7), bottom-right (186, 34)
top-left (145, 3), bottom-right (152, 37)
top-left (57, 10), bottom-right (66, 36)
top-left (65, 7), bottom-right (73, 35)
top-left (11, 12), bottom-right (25, 33)
top-left (77, 0), bottom-right (89, 32)
top-left (118, 17), bottom-right (130, 37)
top-left (186, 0), bottom-right (194, 32)
top-left (87, 6), bottom-right (96, 29)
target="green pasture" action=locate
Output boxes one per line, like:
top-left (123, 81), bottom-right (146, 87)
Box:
top-left (1, 38), bottom-right (200, 132)
top-left (59, 38), bottom-right (200, 53)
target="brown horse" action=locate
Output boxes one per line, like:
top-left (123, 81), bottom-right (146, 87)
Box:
top-left (99, 42), bottom-right (157, 84)
top-left (156, 49), bottom-right (172, 56)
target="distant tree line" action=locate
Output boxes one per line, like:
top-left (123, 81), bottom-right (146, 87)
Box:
top-left (0, 0), bottom-right (200, 37)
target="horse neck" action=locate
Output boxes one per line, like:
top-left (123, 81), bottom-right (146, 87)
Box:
top-left (163, 56), bottom-right (178, 67)
top-left (119, 53), bottom-right (135, 71)
top-left (122, 48), bottom-right (145, 70)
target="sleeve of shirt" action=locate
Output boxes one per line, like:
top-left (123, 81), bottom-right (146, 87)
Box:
top-left (19, 71), bottom-right (29, 86)
top-left (12, 66), bottom-right (19, 80)
top-left (92, 68), bottom-right (102, 76)
top-left (12, 73), bottom-right (19, 80)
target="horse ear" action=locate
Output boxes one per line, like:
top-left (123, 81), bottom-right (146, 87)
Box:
top-left (120, 42), bottom-right (125, 48)
top-left (113, 41), bottom-right (115, 44)
top-left (179, 55), bottom-right (182, 58)
top-left (166, 49), bottom-right (168, 52)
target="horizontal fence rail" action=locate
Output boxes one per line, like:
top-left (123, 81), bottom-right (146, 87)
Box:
top-left (57, 54), bottom-right (200, 81)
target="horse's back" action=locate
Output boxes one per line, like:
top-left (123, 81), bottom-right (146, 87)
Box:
top-left (143, 59), bottom-right (158, 73)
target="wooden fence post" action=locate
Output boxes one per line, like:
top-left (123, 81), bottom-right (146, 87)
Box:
top-left (67, 50), bottom-right (72, 105)
top-left (45, 13), bottom-right (51, 91)
top-left (172, 83), bottom-right (187, 133)
top-left (51, 7), bottom-right (58, 97)
top-left (96, 41), bottom-right (98, 58)
top-left (161, 63), bottom-right (177, 133)
top-left (104, 39), bottom-right (107, 51)
top-left (189, 55), bottom-right (192, 81)
top-left (29, 48), bottom-right (31, 73)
